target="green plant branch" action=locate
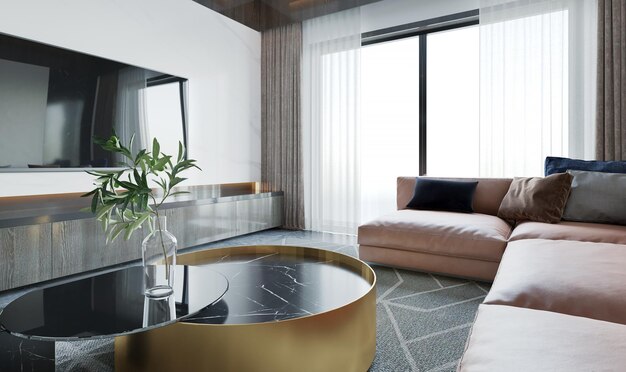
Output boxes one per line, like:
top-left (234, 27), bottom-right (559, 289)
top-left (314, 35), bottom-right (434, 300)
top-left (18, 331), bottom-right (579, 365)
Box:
top-left (83, 133), bottom-right (201, 285)
top-left (150, 194), bottom-right (170, 281)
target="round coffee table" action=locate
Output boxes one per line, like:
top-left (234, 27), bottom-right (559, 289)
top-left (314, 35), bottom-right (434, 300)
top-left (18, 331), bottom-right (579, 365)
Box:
top-left (115, 245), bottom-right (377, 372)
top-left (0, 265), bottom-right (228, 341)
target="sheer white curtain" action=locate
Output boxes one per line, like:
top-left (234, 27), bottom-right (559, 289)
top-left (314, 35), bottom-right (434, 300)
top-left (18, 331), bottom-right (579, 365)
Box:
top-left (302, 8), bottom-right (361, 234)
top-left (360, 38), bottom-right (421, 223)
top-left (115, 67), bottom-right (149, 157)
top-left (479, 0), bottom-right (597, 177)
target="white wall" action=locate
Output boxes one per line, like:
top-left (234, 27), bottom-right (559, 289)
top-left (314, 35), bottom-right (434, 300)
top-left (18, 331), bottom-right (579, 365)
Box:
top-left (0, 0), bottom-right (261, 197)
top-left (361, 0), bottom-right (479, 33)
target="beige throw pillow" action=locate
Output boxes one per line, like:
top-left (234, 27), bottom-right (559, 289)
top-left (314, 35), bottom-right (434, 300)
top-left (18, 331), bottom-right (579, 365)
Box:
top-left (498, 173), bottom-right (573, 224)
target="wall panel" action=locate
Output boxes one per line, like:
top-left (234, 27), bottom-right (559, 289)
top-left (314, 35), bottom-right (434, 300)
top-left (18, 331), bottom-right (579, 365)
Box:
top-left (0, 224), bottom-right (52, 290)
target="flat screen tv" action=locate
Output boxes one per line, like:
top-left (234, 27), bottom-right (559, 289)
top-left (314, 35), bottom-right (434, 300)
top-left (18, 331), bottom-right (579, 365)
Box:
top-left (0, 33), bottom-right (188, 170)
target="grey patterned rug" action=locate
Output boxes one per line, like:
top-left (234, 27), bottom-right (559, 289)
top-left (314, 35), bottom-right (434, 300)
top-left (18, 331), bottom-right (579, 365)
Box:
top-left (370, 266), bottom-right (488, 372)
top-left (1, 229), bottom-right (489, 372)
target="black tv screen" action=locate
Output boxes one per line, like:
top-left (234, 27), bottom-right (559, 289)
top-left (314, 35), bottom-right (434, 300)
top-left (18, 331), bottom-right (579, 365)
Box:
top-left (0, 33), bottom-right (188, 169)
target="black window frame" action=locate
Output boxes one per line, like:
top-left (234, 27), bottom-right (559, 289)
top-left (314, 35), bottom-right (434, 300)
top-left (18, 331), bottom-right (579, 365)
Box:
top-left (361, 10), bottom-right (479, 176)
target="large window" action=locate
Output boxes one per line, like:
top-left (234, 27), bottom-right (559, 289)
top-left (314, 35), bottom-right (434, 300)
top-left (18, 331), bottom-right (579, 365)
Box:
top-left (427, 26), bottom-right (479, 177)
top-left (361, 37), bottom-right (421, 223)
top-left (360, 17), bottom-right (479, 221)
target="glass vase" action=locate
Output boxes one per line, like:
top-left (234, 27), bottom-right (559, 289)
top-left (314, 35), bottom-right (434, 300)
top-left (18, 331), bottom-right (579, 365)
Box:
top-left (143, 295), bottom-right (176, 328)
top-left (142, 215), bottom-right (177, 298)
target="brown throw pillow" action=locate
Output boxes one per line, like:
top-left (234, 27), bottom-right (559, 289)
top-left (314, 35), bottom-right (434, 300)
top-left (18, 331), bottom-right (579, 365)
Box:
top-left (497, 173), bottom-right (573, 224)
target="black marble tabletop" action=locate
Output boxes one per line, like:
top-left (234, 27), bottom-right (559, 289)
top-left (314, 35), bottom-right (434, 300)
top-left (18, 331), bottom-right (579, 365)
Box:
top-left (184, 252), bottom-right (372, 325)
top-left (0, 265), bottom-right (228, 341)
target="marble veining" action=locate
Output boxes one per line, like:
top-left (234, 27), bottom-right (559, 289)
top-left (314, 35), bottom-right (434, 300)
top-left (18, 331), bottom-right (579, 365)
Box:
top-left (185, 251), bottom-right (371, 325)
top-left (0, 332), bottom-right (55, 371)
top-left (0, 229), bottom-right (489, 372)
top-left (0, 229), bottom-right (361, 370)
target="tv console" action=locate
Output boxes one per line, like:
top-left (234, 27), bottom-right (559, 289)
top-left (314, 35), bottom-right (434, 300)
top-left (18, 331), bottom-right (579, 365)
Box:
top-left (0, 183), bottom-right (283, 291)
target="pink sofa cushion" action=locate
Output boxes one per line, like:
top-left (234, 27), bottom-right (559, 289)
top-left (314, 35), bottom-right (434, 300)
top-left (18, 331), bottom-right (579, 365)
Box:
top-left (485, 239), bottom-right (626, 324)
top-left (459, 304), bottom-right (626, 371)
top-left (357, 210), bottom-right (511, 262)
top-left (509, 220), bottom-right (626, 245)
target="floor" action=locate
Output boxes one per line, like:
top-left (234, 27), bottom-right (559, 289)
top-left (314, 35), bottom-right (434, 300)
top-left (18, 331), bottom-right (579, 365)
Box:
top-left (0, 229), bottom-right (490, 372)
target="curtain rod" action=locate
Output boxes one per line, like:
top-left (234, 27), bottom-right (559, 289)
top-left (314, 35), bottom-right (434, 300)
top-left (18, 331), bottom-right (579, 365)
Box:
top-left (361, 9), bottom-right (479, 45)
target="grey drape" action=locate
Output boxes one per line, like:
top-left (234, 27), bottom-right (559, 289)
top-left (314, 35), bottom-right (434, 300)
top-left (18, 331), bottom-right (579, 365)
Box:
top-left (261, 23), bottom-right (305, 230)
top-left (597, 0), bottom-right (626, 160)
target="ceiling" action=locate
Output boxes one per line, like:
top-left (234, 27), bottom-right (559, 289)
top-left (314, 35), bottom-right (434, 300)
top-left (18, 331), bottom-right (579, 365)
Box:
top-left (193, 0), bottom-right (380, 31)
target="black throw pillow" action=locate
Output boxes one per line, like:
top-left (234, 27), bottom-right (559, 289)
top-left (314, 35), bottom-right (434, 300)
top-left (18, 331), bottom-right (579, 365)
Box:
top-left (406, 178), bottom-right (478, 213)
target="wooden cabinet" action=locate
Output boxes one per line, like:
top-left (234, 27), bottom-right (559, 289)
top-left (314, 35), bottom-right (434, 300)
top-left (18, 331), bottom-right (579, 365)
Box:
top-left (236, 197), bottom-right (283, 235)
top-left (165, 202), bottom-right (238, 249)
top-left (0, 194), bottom-right (284, 291)
top-left (51, 218), bottom-right (145, 278)
top-left (0, 224), bottom-right (52, 291)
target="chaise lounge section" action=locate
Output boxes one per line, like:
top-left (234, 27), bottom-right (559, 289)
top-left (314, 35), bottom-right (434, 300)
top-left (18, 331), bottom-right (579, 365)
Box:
top-left (483, 238), bottom-right (626, 325)
top-left (458, 304), bottom-right (626, 371)
top-left (358, 174), bottom-right (626, 371)
top-left (459, 242), bottom-right (626, 370)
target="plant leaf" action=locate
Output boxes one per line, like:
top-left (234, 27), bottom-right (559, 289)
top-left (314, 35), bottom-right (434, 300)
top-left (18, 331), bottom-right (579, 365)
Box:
top-left (95, 203), bottom-right (116, 220)
top-left (169, 191), bottom-right (190, 198)
top-left (177, 141), bottom-right (184, 162)
top-left (107, 223), bottom-right (127, 244)
top-left (124, 213), bottom-right (151, 240)
top-left (152, 138), bottom-right (160, 159)
top-left (83, 132), bottom-right (201, 244)
top-left (153, 156), bottom-right (171, 172)
top-left (90, 192), bottom-right (99, 213)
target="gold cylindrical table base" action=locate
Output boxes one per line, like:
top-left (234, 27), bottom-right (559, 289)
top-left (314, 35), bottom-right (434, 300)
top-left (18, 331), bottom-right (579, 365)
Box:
top-left (114, 245), bottom-right (376, 372)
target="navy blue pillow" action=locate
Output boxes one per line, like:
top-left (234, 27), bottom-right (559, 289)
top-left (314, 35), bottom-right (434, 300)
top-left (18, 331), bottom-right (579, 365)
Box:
top-left (406, 178), bottom-right (478, 213)
top-left (545, 156), bottom-right (626, 176)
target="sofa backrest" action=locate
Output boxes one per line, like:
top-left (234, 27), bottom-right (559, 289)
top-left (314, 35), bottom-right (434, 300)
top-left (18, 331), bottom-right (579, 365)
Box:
top-left (397, 177), bottom-right (513, 216)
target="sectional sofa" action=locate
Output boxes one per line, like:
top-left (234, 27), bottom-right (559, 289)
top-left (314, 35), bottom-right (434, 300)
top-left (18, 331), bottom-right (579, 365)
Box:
top-left (358, 176), bottom-right (626, 370)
